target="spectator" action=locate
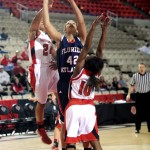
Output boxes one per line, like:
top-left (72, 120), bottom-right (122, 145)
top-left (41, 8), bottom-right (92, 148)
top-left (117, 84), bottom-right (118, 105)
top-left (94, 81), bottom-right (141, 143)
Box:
top-left (1, 54), bottom-right (14, 76)
top-left (0, 65), bottom-right (10, 86)
top-left (11, 50), bottom-right (23, 66)
top-left (13, 60), bottom-right (28, 89)
top-left (21, 46), bottom-right (29, 60)
top-left (0, 27), bottom-right (9, 40)
top-left (0, 45), bottom-right (4, 49)
top-left (0, 83), bottom-right (8, 97)
top-left (1, 54), bottom-right (11, 66)
top-left (99, 75), bottom-right (107, 90)
top-left (118, 74), bottom-right (128, 93)
top-left (44, 94), bottom-right (57, 117)
top-left (11, 76), bottom-right (27, 96)
top-left (9, 7), bottom-right (13, 16)
top-left (112, 76), bottom-right (120, 90)
top-left (106, 80), bottom-right (113, 91)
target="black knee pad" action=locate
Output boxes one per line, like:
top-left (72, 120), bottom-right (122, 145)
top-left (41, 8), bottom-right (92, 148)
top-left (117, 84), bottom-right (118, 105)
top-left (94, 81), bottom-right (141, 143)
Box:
top-left (66, 144), bottom-right (76, 149)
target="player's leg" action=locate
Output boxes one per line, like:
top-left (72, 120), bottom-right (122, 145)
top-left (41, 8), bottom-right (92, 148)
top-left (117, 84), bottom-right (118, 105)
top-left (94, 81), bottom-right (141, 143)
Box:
top-left (60, 115), bottom-right (66, 150)
top-left (65, 103), bottom-right (80, 150)
top-left (79, 103), bottom-right (101, 150)
top-left (36, 102), bottom-right (52, 144)
top-left (52, 113), bottom-right (61, 150)
top-left (83, 142), bottom-right (93, 150)
top-left (52, 126), bottom-right (61, 150)
top-left (57, 81), bottom-right (70, 150)
top-left (48, 72), bottom-right (62, 148)
top-left (90, 140), bottom-right (103, 150)
top-left (35, 66), bottom-right (52, 144)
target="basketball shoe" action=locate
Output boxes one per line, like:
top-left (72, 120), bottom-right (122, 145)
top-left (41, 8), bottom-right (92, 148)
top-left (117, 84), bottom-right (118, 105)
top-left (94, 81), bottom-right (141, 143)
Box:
top-left (36, 128), bottom-right (52, 144)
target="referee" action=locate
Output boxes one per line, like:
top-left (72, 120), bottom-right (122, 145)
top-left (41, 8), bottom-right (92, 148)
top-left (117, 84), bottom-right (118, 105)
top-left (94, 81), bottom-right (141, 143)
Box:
top-left (126, 63), bottom-right (150, 133)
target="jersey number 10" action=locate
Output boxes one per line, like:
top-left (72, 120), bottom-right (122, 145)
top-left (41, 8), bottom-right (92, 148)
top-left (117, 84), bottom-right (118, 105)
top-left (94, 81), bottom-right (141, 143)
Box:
top-left (78, 81), bottom-right (92, 96)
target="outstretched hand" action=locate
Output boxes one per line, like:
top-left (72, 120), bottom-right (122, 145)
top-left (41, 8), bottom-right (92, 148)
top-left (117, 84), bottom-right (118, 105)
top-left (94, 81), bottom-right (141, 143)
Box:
top-left (48, 0), bottom-right (54, 8)
top-left (101, 15), bottom-right (111, 30)
top-left (92, 14), bottom-right (104, 28)
top-left (67, 0), bottom-right (74, 3)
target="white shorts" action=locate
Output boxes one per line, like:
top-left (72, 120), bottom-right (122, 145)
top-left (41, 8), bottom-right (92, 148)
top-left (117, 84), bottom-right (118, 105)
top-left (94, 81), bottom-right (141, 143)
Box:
top-left (28, 64), bottom-right (59, 104)
top-left (65, 99), bottom-right (99, 144)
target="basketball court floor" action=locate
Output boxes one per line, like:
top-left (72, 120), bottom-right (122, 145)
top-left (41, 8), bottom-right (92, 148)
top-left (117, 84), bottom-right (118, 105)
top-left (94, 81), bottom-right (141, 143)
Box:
top-left (0, 124), bottom-right (150, 150)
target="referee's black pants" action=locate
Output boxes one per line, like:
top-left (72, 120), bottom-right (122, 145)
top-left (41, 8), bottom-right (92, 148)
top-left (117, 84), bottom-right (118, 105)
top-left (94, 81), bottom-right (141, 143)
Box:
top-left (135, 91), bottom-right (150, 131)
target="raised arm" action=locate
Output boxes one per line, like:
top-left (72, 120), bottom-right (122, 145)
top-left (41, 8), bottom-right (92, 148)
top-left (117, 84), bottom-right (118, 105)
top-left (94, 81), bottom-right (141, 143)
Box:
top-left (29, 9), bottom-right (43, 40)
top-left (43, 0), bottom-right (62, 43)
top-left (96, 16), bottom-right (110, 59)
top-left (72, 16), bottom-right (102, 78)
top-left (68, 0), bottom-right (86, 44)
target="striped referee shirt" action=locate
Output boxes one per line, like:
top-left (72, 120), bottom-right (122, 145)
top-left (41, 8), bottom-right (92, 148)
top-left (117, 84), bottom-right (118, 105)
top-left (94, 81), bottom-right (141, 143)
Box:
top-left (130, 72), bottom-right (150, 93)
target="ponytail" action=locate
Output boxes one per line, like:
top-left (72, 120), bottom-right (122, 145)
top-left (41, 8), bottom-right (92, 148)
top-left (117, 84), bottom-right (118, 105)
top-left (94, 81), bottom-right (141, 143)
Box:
top-left (87, 74), bottom-right (100, 89)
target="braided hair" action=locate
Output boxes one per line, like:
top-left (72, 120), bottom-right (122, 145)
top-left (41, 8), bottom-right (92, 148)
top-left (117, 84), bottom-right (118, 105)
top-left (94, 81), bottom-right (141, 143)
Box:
top-left (84, 56), bottom-right (104, 89)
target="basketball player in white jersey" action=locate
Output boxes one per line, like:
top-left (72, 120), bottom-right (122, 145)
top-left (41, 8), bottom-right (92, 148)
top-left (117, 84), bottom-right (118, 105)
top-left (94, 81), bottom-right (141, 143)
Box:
top-left (28, 8), bottom-right (59, 145)
top-left (65, 15), bottom-right (110, 150)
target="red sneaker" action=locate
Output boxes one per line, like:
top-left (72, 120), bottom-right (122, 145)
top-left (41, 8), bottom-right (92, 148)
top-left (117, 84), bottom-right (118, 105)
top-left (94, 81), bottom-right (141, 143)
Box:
top-left (52, 146), bottom-right (59, 150)
top-left (36, 128), bottom-right (52, 144)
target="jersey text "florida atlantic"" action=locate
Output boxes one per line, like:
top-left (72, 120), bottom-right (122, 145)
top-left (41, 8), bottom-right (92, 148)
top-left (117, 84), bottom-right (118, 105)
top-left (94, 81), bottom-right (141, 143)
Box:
top-left (62, 47), bottom-right (81, 54)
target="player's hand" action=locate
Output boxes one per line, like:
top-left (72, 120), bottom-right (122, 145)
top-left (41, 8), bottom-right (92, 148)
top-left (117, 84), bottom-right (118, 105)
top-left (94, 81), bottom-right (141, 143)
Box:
top-left (49, 61), bottom-right (57, 70)
top-left (126, 94), bottom-right (130, 102)
top-left (101, 15), bottom-right (111, 30)
top-left (44, 0), bottom-right (53, 6)
top-left (92, 14), bottom-right (103, 28)
top-left (43, 0), bottom-right (49, 4)
top-left (67, 0), bottom-right (74, 3)
top-left (48, 0), bottom-right (53, 8)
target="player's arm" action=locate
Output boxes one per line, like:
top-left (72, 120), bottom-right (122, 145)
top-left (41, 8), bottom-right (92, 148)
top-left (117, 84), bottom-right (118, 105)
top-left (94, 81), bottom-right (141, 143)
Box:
top-left (43, 0), bottom-right (62, 43)
top-left (49, 42), bottom-right (57, 70)
top-left (96, 15), bottom-right (110, 59)
top-left (51, 43), bottom-right (57, 60)
top-left (29, 9), bottom-right (43, 40)
top-left (72, 16), bottom-right (102, 78)
top-left (68, 0), bottom-right (86, 44)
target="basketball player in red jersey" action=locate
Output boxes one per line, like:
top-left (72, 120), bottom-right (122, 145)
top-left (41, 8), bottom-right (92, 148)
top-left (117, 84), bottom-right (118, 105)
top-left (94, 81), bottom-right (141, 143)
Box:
top-left (65, 15), bottom-right (110, 150)
top-left (28, 8), bottom-right (59, 145)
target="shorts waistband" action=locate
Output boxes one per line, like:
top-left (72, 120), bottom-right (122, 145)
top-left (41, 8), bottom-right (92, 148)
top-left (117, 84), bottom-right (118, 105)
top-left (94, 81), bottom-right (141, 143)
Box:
top-left (69, 98), bottom-right (94, 105)
top-left (32, 63), bottom-right (50, 67)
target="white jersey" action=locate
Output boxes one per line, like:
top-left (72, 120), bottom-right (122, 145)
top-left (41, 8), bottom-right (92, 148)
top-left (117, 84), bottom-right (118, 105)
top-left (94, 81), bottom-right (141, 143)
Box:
top-left (28, 30), bottom-right (54, 65)
top-left (69, 68), bottom-right (96, 100)
top-left (28, 30), bottom-right (59, 104)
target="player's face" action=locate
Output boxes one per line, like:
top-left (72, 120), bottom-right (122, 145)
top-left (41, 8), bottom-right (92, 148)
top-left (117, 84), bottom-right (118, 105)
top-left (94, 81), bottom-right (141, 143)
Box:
top-left (138, 64), bottom-right (146, 74)
top-left (65, 20), bottom-right (77, 35)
